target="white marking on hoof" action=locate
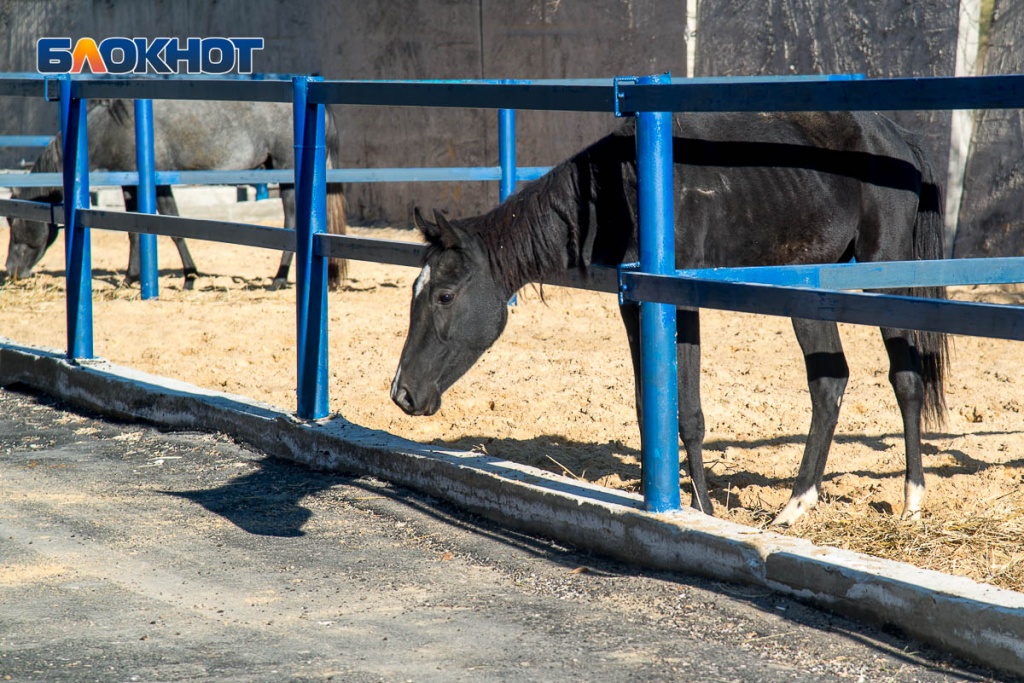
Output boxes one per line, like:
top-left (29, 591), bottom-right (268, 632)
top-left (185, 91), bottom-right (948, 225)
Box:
top-left (900, 481), bottom-right (925, 521)
top-left (413, 264), bottom-right (431, 299)
top-left (771, 487), bottom-right (818, 527)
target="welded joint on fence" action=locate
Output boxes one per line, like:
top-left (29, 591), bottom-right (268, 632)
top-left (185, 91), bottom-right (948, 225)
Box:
top-left (617, 261), bottom-right (641, 306)
top-left (612, 76), bottom-right (639, 117)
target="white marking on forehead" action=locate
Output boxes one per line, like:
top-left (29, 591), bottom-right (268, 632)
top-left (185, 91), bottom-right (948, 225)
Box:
top-left (413, 264), bottom-right (431, 299)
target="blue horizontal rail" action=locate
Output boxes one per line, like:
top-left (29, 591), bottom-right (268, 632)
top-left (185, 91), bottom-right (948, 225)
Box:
top-left (0, 166), bottom-right (551, 188)
top-left (78, 208), bottom-right (294, 251)
top-left (678, 257), bottom-right (1024, 290)
top-left (0, 196), bottom-right (62, 222)
top-left (0, 135), bottom-right (51, 147)
top-left (2, 73), bottom-right (1024, 113)
top-left (619, 271), bottom-right (1024, 341)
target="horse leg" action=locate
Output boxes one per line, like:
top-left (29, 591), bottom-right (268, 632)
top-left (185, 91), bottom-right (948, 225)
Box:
top-left (269, 183), bottom-right (296, 291)
top-left (677, 307), bottom-right (711, 514)
top-left (121, 187), bottom-right (141, 287)
top-left (156, 186), bottom-right (198, 290)
top-left (619, 303), bottom-right (711, 514)
top-left (772, 318), bottom-right (849, 526)
top-left (880, 328), bottom-right (927, 521)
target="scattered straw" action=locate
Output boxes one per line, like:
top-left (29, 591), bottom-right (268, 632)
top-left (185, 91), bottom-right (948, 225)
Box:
top-left (774, 493), bottom-right (1024, 592)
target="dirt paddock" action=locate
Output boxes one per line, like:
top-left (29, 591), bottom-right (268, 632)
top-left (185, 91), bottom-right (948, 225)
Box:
top-left (2, 200), bottom-right (1023, 593)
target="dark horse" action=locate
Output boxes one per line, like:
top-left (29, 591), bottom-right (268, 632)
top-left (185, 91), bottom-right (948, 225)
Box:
top-left (390, 111), bottom-right (949, 526)
top-left (5, 98), bottom-right (347, 290)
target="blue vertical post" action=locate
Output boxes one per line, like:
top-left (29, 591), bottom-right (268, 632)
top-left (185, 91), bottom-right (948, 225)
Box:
top-left (292, 76), bottom-right (330, 419)
top-left (499, 98), bottom-right (518, 305)
top-left (134, 99), bottom-right (159, 299)
top-left (636, 73), bottom-right (680, 512)
top-left (60, 76), bottom-right (93, 360)
top-left (498, 107), bottom-right (516, 202)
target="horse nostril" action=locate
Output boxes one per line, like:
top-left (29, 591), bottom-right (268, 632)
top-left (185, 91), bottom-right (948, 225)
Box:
top-left (392, 385), bottom-right (415, 414)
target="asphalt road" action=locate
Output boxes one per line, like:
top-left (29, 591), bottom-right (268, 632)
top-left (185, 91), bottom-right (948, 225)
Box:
top-left (0, 387), bottom-right (1012, 683)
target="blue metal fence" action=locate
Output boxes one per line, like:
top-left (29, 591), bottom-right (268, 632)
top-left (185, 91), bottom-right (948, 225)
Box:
top-left (2, 71), bottom-right (1024, 513)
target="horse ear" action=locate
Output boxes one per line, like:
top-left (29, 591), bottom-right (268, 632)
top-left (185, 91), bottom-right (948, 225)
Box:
top-left (413, 207), bottom-right (462, 249)
top-left (413, 207), bottom-right (439, 242)
top-left (432, 209), bottom-right (462, 249)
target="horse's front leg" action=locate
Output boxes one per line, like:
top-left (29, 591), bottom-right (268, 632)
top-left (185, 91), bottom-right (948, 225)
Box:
top-left (156, 186), bottom-right (197, 290)
top-left (677, 307), bottom-right (711, 514)
top-left (619, 303), bottom-right (711, 514)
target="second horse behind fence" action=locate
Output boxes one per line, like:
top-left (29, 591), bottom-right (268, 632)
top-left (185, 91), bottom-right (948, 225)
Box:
top-left (4, 98), bottom-right (347, 291)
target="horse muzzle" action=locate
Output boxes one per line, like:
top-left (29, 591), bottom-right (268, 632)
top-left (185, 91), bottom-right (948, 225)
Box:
top-left (390, 378), bottom-right (441, 416)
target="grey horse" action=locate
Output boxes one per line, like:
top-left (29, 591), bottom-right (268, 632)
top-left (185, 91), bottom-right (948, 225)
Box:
top-left (5, 98), bottom-right (346, 290)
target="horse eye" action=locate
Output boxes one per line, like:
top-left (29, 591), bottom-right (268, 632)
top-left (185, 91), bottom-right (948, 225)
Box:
top-left (437, 291), bottom-right (455, 305)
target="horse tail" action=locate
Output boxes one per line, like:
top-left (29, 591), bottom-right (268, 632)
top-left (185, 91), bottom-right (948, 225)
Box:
top-left (324, 105), bottom-right (348, 290)
top-left (907, 134), bottom-right (950, 429)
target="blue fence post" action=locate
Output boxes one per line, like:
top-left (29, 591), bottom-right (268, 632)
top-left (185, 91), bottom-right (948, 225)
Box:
top-left (498, 107), bottom-right (516, 202)
top-left (134, 98), bottom-right (159, 300)
top-left (636, 73), bottom-right (681, 513)
top-left (499, 102), bottom-right (519, 305)
top-left (59, 76), bottom-right (93, 360)
top-left (292, 76), bottom-right (330, 420)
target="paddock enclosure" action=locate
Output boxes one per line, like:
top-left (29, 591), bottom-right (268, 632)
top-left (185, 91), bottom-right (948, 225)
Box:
top-left (2, 210), bottom-right (1024, 596)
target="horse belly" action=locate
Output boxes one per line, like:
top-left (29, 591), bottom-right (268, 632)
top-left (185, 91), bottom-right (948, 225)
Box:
top-left (677, 165), bottom-right (858, 268)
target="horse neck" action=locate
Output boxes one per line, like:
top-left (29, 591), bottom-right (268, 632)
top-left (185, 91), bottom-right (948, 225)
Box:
top-left (476, 160), bottom-right (585, 294)
top-left (482, 128), bottom-right (638, 292)
top-left (13, 137), bottom-right (63, 200)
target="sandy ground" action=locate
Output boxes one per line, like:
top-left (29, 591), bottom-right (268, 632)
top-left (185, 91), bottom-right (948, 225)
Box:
top-left (2, 193), bottom-right (1023, 592)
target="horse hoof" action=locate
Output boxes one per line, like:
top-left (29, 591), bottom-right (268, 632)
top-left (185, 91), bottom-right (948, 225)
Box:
top-left (268, 279), bottom-right (286, 292)
top-left (900, 481), bottom-right (925, 522)
top-left (690, 493), bottom-right (715, 516)
top-left (899, 508), bottom-right (922, 523)
top-left (771, 488), bottom-right (819, 527)
top-left (183, 277), bottom-right (196, 291)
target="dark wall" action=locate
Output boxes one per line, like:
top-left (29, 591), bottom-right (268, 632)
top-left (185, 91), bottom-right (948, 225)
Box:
top-left (696, 0), bottom-right (959, 194)
top-left (954, 0), bottom-right (1024, 257)
top-left (322, 1), bottom-right (687, 224)
top-left (3, 0), bottom-right (971, 232)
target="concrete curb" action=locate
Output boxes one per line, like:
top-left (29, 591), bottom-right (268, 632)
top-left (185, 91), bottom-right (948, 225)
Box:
top-left (2, 337), bottom-right (1023, 677)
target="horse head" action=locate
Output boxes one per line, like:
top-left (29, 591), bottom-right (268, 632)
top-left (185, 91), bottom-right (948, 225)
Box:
top-left (391, 208), bottom-right (510, 416)
top-left (5, 190), bottom-right (62, 280)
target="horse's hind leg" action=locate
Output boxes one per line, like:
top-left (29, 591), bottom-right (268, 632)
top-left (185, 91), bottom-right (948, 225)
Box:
top-left (156, 186), bottom-right (198, 290)
top-left (880, 328), bottom-right (927, 521)
top-left (269, 184), bottom-right (296, 291)
top-left (773, 318), bottom-right (849, 526)
top-left (618, 303), bottom-right (711, 514)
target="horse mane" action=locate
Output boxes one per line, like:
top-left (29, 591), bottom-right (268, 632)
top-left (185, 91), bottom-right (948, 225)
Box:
top-left (458, 125), bottom-right (637, 294)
